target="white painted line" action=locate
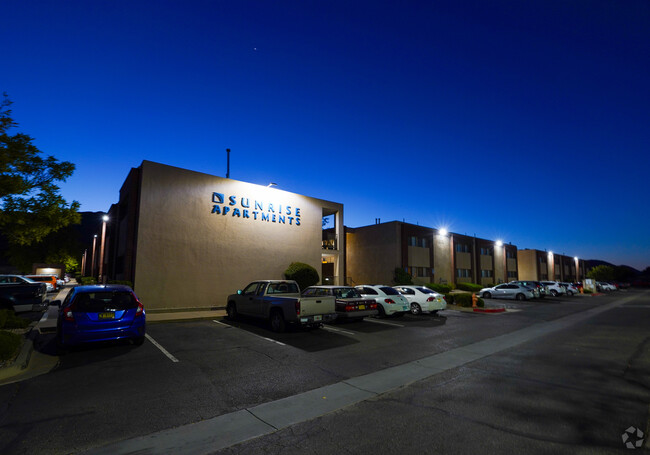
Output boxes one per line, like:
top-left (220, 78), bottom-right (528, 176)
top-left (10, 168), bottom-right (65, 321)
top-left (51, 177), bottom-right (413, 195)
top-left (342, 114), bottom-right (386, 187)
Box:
top-left (212, 320), bottom-right (286, 346)
top-left (145, 333), bottom-right (179, 363)
top-left (364, 318), bottom-right (405, 328)
top-left (322, 326), bottom-right (356, 336)
top-left (213, 319), bottom-right (232, 327)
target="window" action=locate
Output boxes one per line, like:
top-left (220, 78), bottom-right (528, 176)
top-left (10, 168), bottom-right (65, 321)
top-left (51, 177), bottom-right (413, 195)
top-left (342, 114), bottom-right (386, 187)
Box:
top-left (507, 271), bottom-right (517, 278)
top-left (456, 243), bottom-right (469, 253)
top-left (420, 238), bottom-right (428, 248)
top-left (456, 268), bottom-right (471, 278)
top-left (481, 269), bottom-right (493, 278)
top-left (417, 267), bottom-right (429, 277)
top-left (506, 249), bottom-right (515, 259)
top-left (396, 287), bottom-right (415, 295)
top-left (480, 247), bottom-right (492, 256)
top-left (408, 236), bottom-right (417, 246)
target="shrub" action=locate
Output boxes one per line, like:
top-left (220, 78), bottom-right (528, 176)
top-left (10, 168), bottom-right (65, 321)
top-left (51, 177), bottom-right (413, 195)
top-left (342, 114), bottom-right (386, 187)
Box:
top-left (0, 310), bottom-right (30, 329)
top-left (454, 293), bottom-right (485, 308)
top-left (284, 262), bottom-right (320, 291)
top-left (78, 276), bottom-right (97, 285)
top-left (426, 283), bottom-right (453, 294)
top-left (393, 268), bottom-right (413, 285)
top-left (0, 331), bottom-right (22, 362)
top-left (444, 293), bottom-right (454, 305)
top-left (455, 282), bottom-right (484, 292)
top-left (108, 280), bottom-right (133, 288)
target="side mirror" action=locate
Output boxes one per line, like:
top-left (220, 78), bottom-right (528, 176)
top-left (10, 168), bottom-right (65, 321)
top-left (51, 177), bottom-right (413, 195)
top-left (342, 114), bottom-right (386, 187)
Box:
top-left (237, 289), bottom-right (242, 295)
top-left (50, 299), bottom-right (61, 307)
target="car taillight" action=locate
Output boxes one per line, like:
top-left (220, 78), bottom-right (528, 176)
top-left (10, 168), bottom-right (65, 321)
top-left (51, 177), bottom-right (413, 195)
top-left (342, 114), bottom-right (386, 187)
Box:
top-left (345, 305), bottom-right (354, 312)
top-left (442, 296), bottom-right (447, 301)
top-left (427, 297), bottom-right (434, 302)
top-left (295, 301), bottom-right (300, 316)
top-left (384, 299), bottom-right (395, 304)
top-left (63, 305), bottom-right (75, 322)
top-left (370, 302), bottom-right (377, 309)
top-left (135, 301), bottom-right (144, 318)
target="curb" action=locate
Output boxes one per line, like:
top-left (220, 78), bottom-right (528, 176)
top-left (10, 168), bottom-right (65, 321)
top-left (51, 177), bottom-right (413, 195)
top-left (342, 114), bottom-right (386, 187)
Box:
top-left (473, 307), bottom-right (506, 313)
top-left (0, 338), bottom-right (34, 382)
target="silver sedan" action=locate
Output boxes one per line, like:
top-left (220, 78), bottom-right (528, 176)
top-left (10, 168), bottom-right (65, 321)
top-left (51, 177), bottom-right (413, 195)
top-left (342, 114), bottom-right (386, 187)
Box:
top-left (479, 283), bottom-right (535, 301)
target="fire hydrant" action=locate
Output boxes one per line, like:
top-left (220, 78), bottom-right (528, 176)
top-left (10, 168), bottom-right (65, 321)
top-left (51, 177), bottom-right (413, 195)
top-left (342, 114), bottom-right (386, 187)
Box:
top-left (472, 293), bottom-right (478, 308)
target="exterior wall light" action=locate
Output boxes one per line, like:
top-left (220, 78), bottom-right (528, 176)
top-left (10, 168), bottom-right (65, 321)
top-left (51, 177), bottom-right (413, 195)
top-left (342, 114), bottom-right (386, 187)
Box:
top-left (438, 228), bottom-right (448, 236)
top-left (102, 215), bottom-right (109, 222)
top-left (496, 240), bottom-right (503, 247)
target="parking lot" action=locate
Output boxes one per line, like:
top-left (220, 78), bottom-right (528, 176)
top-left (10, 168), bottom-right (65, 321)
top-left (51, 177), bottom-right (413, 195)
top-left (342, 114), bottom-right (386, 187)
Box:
top-left (1, 290), bottom-right (647, 454)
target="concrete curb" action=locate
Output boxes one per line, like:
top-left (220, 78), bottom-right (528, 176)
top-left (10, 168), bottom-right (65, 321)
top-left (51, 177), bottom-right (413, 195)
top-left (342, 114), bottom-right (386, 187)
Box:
top-left (0, 338), bottom-right (34, 382)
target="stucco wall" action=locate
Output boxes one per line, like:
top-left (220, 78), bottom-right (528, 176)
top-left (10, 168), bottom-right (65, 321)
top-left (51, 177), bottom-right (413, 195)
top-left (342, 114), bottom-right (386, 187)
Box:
top-left (346, 222), bottom-right (401, 285)
top-left (432, 233), bottom-right (452, 285)
top-left (133, 161), bottom-right (343, 310)
top-left (517, 250), bottom-right (538, 280)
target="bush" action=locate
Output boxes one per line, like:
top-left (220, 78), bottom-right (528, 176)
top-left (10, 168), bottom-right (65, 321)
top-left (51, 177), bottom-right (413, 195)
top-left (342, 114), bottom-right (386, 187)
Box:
top-left (108, 280), bottom-right (133, 288)
top-left (426, 283), bottom-right (454, 294)
top-left (284, 262), bottom-right (320, 291)
top-left (454, 293), bottom-right (485, 308)
top-left (455, 282), bottom-right (484, 292)
top-left (0, 310), bottom-right (30, 329)
top-left (393, 268), bottom-right (413, 285)
top-left (444, 293), bottom-right (454, 305)
top-left (78, 276), bottom-right (97, 285)
top-left (0, 331), bottom-right (22, 362)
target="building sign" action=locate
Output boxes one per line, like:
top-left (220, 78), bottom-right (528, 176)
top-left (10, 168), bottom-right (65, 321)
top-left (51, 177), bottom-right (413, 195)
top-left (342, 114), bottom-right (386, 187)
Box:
top-left (211, 193), bottom-right (301, 226)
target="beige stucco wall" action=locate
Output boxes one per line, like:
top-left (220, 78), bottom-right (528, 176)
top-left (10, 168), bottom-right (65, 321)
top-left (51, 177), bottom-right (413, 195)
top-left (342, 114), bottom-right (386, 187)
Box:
top-left (517, 249), bottom-right (538, 280)
top-left (456, 252), bottom-right (472, 269)
top-left (432, 233), bottom-right (452, 285)
top-left (407, 246), bottom-right (430, 267)
top-left (346, 222), bottom-right (400, 286)
top-left (494, 247), bottom-right (505, 283)
top-left (133, 161), bottom-right (343, 310)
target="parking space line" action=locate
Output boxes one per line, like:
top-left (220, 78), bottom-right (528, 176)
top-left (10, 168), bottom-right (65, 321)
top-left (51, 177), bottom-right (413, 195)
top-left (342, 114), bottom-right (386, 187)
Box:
top-left (322, 326), bottom-right (356, 335)
top-left (145, 333), bottom-right (179, 363)
top-left (213, 319), bottom-right (232, 327)
top-left (363, 318), bottom-right (405, 328)
top-left (212, 321), bottom-right (286, 346)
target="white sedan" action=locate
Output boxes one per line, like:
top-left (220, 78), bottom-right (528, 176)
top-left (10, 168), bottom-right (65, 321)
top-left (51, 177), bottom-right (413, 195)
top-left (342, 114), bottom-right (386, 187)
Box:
top-left (393, 285), bottom-right (447, 315)
top-left (355, 285), bottom-right (410, 317)
top-left (480, 283), bottom-right (535, 301)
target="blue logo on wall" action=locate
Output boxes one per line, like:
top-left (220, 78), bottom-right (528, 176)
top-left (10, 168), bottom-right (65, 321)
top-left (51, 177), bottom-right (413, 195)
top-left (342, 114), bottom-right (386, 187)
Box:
top-left (211, 192), bottom-right (301, 226)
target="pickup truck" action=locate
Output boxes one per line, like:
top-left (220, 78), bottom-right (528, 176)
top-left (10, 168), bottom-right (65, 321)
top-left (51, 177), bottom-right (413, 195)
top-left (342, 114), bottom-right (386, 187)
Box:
top-left (226, 280), bottom-right (337, 332)
top-left (0, 274), bottom-right (48, 312)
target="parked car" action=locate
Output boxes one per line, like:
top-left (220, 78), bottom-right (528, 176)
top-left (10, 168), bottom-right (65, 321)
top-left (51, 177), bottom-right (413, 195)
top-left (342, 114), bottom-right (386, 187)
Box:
top-left (540, 281), bottom-right (567, 297)
top-left (559, 282), bottom-right (579, 296)
top-left (226, 280), bottom-right (337, 332)
top-left (480, 283), bottom-right (535, 301)
top-left (55, 284), bottom-right (146, 350)
top-left (302, 286), bottom-right (378, 321)
top-left (393, 285), bottom-right (447, 315)
top-left (510, 280), bottom-right (547, 298)
top-left (597, 282), bottom-right (617, 292)
top-left (0, 275), bottom-right (48, 312)
top-left (355, 285), bottom-right (410, 317)
top-left (25, 274), bottom-right (58, 292)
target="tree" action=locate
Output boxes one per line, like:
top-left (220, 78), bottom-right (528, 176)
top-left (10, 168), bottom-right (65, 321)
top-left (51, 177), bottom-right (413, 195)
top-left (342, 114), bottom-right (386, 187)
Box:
top-left (586, 265), bottom-right (615, 282)
top-left (0, 93), bottom-right (80, 246)
top-left (284, 262), bottom-right (320, 290)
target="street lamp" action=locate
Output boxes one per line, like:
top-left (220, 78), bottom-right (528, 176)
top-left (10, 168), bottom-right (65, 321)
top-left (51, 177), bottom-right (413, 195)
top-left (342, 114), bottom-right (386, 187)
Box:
top-left (91, 235), bottom-right (98, 278)
top-left (99, 215), bottom-right (109, 284)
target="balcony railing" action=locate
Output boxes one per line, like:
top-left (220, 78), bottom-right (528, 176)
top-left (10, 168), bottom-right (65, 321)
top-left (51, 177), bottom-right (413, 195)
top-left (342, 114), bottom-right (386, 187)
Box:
top-left (322, 234), bottom-right (338, 250)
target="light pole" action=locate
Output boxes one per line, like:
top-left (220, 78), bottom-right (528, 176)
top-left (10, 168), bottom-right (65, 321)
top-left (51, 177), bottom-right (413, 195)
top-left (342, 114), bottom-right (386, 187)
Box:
top-left (91, 235), bottom-right (98, 278)
top-left (99, 215), bottom-right (109, 284)
top-left (81, 249), bottom-right (87, 276)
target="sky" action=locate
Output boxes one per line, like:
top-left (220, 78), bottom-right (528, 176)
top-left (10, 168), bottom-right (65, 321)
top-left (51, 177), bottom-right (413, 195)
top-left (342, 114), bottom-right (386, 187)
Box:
top-left (3, 0), bottom-right (649, 270)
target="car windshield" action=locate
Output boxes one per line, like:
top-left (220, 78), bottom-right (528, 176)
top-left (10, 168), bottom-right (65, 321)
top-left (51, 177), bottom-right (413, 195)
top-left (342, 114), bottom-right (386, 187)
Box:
top-left (379, 286), bottom-right (400, 296)
top-left (333, 287), bottom-right (361, 298)
top-left (73, 291), bottom-right (137, 312)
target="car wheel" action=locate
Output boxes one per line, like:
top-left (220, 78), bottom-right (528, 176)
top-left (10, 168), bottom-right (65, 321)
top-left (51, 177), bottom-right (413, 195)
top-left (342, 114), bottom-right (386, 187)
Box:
top-left (516, 293), bottom-right (526, 301)
top-left (376, 304), bottom-right (386, 318)
top-left (567, 290), bottom-right (573, 296)
top-left (410, 303), bottom-right (421, 315)
top-left (132, 335), bottom-right (145, 346)
top-left (551, 290), bottom-right (558, 297)
top-left (482, 292), bottom-right (492, 299)
top-left (226, 302), bottom-right (238, 320)
top-left (269, 310), bottom-right (286, 333)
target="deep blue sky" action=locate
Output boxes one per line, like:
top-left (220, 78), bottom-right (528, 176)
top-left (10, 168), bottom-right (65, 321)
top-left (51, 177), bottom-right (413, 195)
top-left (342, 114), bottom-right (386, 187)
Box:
top-left (3, 1), bottom-right (649, 270)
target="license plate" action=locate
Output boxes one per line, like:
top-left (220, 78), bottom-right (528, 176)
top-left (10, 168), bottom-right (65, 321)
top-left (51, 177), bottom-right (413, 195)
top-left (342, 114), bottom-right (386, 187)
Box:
top-left (358, 305), bottom-right (365, 310)
top-left (98, 312), bottom-right (115, 320)
top-left (314, 315), bottom-right (322, 321)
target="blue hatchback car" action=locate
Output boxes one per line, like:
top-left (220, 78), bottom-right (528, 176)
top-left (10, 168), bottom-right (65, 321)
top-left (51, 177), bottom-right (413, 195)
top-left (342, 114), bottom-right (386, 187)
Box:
top-left (56, 285), bottom-right (146, 350)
